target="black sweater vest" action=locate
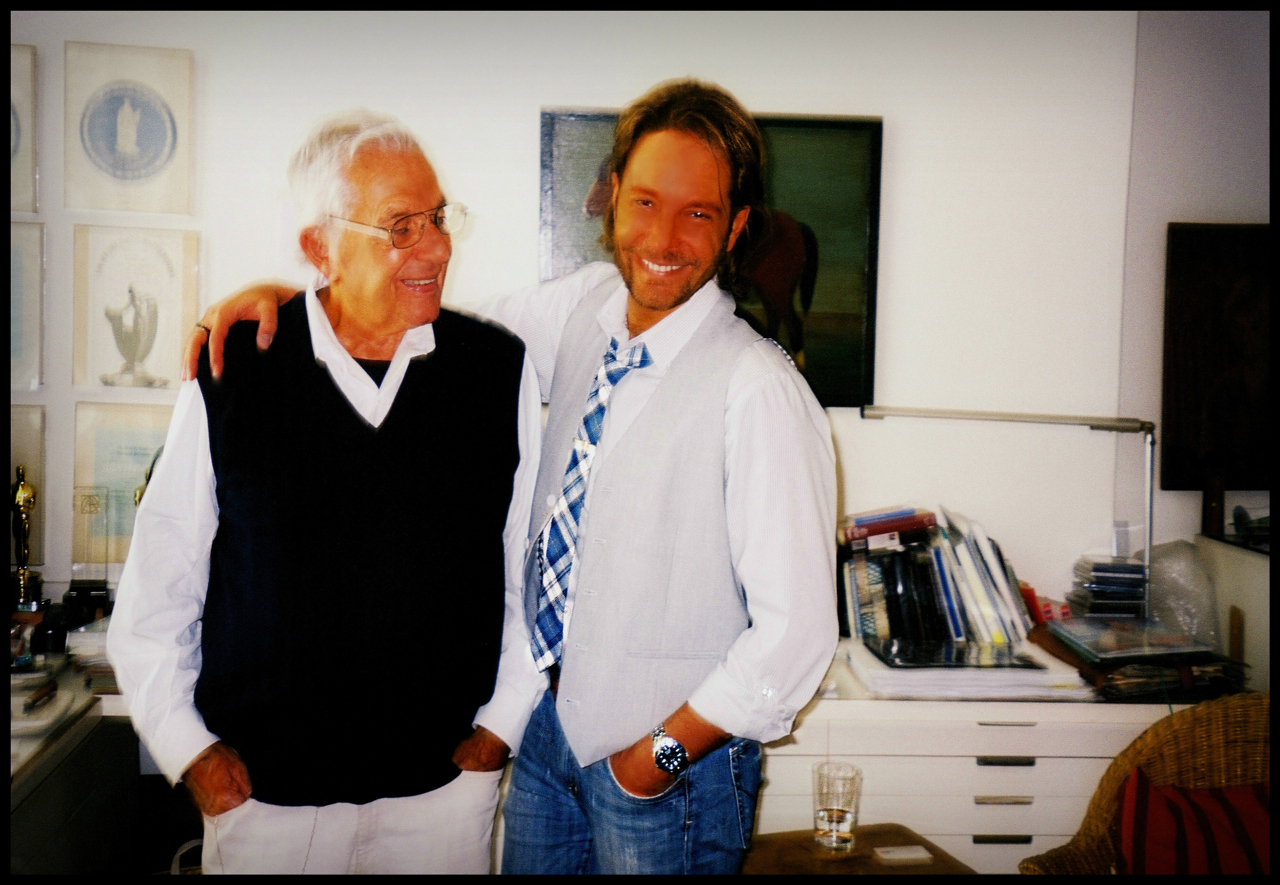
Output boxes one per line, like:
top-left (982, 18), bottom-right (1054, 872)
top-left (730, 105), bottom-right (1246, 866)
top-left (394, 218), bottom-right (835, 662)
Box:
top-left (194, 297), bottom-right (523, 807)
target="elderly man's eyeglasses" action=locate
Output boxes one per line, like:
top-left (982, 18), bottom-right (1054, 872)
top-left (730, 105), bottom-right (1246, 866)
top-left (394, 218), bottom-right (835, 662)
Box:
top-left (330, 204), bottom-right (468, 249)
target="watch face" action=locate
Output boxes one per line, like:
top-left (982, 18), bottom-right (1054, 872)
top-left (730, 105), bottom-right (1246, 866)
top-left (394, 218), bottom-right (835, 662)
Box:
top-left (654, 737), bottom-right (688, 775)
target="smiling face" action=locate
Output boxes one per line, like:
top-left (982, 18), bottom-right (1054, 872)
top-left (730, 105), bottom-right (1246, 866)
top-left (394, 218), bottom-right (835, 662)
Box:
top-left (304, 146), bottom-right (450, 341)
top-left (610, 129), bottom-right (750, 336)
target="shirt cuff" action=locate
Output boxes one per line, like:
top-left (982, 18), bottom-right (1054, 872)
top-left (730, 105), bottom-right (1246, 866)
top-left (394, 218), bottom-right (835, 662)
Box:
top-left (473, 673), bottom-right (547, 756)
top-left (686, 665), bottom-right (802, 746)
top-left (147, 706), bottom-right (221, 786)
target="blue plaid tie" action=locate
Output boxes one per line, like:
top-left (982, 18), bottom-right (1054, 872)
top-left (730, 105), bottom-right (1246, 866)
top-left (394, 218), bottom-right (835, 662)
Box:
top-left (531, 337), bottom-right (652, 672)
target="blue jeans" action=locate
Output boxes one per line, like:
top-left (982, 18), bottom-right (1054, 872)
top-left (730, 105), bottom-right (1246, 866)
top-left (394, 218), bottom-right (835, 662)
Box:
top-left (502, 691), bottom-right (762, 875)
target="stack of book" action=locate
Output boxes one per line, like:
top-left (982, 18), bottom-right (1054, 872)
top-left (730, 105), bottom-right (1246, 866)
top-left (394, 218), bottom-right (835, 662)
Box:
top-left (837, 505), bottom-right (1090, 700)
top-left (1032, 618), bottom-right (1240, 702)
top-left (839, 505), bottom-right (1032, 651)
top-left (1066, 555), bottom-right (1147, 619)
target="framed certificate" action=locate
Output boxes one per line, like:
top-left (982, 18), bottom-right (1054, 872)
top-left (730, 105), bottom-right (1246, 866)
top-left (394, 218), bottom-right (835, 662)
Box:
top-left (11, 222), bottom-right (43, 390)
top-left (64, 41), bottom-right (193, 213)
top-left (11, 44), bottom-right (37, 212)
top-left (74, 402), bottom-right (172, 563)
top-left (73, 224), bottom-right (199, 389)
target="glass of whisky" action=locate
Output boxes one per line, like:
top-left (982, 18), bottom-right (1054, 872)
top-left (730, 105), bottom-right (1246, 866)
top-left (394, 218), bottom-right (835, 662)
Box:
top-left (813, 761), bottom-right (862, 850)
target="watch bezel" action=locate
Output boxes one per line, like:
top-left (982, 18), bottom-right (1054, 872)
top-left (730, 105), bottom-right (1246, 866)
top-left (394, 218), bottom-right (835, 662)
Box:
top-left (652, 729), bottom-right (689, 775)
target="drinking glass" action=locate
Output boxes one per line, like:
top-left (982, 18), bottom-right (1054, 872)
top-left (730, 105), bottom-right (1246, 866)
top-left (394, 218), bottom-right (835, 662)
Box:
top-left (813, 761), bottom-right (862, 850)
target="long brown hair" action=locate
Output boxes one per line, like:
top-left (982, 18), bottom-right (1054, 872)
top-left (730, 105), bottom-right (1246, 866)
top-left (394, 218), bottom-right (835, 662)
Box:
top-left (601, 79), bottom-right (766, 296)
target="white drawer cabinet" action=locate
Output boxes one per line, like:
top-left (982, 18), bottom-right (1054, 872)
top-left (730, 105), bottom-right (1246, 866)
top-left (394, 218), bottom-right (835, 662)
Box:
top-left (758, 656), bottom-right (1182, 874)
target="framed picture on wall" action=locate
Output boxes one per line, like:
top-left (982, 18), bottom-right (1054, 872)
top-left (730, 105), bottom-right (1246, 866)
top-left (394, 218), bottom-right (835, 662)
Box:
top-left (11, 222), bottom-right (43, 390)
top-left (64, 41), bottom-right (193, 214)
top-left (9, 405), bottom-right (45, 567)
top-left (11, 44), bottom-right (37, 212)
top-left (74, 402), bottom-right (172, 564)
top-left (539, 110), bottom-right (882, 408)
top-left (73, 224), bottom-right (199, 389)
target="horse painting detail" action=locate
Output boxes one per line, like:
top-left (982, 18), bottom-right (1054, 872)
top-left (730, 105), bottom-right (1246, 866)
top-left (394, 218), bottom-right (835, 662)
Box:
top-left (582, 166), bottom-right (819, 371)
top-left (741, 209), bottom-right (818, 371)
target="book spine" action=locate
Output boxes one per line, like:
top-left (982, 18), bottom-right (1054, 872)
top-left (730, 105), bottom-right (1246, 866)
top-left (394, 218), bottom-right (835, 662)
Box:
top-left (836, 555), bottom-right (853, 638)
top-left (858, 550), bottom-right (891, 641)
top-left (840, 558), bottom-right (862, 640)
top-left (847, 506), bottom-right (917, 526)
top-left (931, 545), bottom-right (967, 641)
top-left (938, 528), bottom-right (992, 644)
top-left (878, 552), bottom-right (911, 640)
top-left (953, 537), bottom-right (1008, 645)
top-left (914, 547), bottom-right (950, 642)
top-left (842, 512), bottom-right (937, 542)
top-left (968, 536), bottom-right (1019, 643)
top-left (972, 524), bottom-right (1031, 639)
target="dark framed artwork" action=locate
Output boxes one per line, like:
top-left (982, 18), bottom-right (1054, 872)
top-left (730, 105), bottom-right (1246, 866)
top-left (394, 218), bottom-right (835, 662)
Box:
top-left (540, 110), bottom-right (882, 408)
top-left (1160, 223), bottom-right (1270, 493)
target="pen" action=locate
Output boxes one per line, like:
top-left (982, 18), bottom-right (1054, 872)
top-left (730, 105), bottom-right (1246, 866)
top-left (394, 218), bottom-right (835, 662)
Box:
top-left (23, 678), bottom-right (58, 714)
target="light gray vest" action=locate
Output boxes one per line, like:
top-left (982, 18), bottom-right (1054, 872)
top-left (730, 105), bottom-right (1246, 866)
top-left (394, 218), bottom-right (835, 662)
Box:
top-left (524, 276), bottom-right (763, 767)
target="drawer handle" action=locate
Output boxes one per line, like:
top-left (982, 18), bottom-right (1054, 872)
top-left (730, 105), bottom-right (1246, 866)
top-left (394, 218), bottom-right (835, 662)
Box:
top-left (973, 835), bottom-right (1033, 845)
top-left (977, 721), bottom-right (1036, 727)
top-left (976, 756), bottom-right (1036, 767)
top-left (975, 795), bottom-right (1033, 805)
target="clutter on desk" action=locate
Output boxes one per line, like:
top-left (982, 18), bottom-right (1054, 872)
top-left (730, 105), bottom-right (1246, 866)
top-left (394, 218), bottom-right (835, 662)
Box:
top-left (836, 504), bottom-right (1093, 700)
top-left (66, 615), bottom-right (119, 695)
top-left (836, 504), bottom-right (1247, 702)
top-left (837, 504), bottom-right (1033, 654)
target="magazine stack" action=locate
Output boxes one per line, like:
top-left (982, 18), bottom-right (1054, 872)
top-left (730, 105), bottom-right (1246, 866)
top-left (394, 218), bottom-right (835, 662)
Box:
top-left (837, 505), bottom-right (1092, 700)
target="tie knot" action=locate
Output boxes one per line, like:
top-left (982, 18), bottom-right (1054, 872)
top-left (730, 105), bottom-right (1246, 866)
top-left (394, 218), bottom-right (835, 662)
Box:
top-left (605, 337), bottom-right (652, 372)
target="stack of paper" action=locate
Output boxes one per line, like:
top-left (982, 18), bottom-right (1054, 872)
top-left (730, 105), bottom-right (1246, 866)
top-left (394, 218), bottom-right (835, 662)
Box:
top-left (845, 638), bottom-right (1095, 701)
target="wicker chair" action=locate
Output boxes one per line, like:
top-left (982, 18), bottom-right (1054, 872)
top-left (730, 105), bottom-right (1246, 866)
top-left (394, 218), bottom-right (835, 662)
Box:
top-left (1018, 692), bottom-right (1270, 875)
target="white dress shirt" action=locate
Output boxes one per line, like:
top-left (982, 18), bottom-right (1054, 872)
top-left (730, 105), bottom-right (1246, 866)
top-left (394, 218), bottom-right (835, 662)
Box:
top-left (107, 287), bottom-right (545, 784)
top-left (482, 262), bottom-right (838, 744)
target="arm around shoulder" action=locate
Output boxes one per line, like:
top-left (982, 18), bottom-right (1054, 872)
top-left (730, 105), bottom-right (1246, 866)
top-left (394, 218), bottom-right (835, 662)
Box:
top-left (183, 281), bottom-right (300, 381)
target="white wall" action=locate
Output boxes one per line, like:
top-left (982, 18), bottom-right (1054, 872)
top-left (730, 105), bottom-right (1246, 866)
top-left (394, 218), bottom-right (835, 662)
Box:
top-left (12, 11), bottom-right (1141, 599)
top-left (1113, 11), bottom-right (1271, 545)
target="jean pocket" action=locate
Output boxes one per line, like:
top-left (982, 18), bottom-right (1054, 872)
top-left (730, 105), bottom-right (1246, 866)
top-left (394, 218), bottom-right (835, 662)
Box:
top-left (728, 740), bottom-right (763, 850)
top-left (605, 756), bottom-right (683, 803)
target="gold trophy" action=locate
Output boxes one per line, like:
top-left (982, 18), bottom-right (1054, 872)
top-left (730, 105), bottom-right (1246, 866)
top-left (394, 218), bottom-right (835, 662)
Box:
top-left (12, 465), bottom-right (43, 610)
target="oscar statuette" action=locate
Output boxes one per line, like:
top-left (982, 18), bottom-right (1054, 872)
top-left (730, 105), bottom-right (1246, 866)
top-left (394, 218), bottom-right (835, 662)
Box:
top-left (12, 465), bottom-right (43, 612)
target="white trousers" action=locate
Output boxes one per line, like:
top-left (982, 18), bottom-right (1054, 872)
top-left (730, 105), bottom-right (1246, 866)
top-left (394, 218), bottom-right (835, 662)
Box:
top-left (201, 769), bottom-right (503, 874)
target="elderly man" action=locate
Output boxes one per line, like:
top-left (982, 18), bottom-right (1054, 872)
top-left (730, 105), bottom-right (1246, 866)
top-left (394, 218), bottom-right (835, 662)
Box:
top-left (108, 110), bottom-right (544, 874)
top-left (189, 79), bottom-right (838, 874)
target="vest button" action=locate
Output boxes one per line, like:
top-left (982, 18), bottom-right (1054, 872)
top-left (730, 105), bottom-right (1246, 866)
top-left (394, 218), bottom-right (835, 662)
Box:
top-left (546, 494), bottom-right (557, 507)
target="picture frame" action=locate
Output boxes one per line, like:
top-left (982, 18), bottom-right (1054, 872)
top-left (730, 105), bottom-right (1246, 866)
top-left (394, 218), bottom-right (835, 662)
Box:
top-left (73, 402), bottom-right (172, 564)
top-left (73, 224), bottom-right (199, 389)
top-left (9, 405), bottom-right (45, 567)
top-left (11, 222), bottom-right (43, 390)
top-left (11, 43), bottom-right (37, 212)
top-left (64, 41), bottom-right (193, 214)
top-left (539, 110), bottom-right (882, 407)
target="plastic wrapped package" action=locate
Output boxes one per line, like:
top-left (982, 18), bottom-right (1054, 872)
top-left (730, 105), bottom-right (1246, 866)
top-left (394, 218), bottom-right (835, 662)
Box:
top-left (1149, 540), bottom-right (1221, 651)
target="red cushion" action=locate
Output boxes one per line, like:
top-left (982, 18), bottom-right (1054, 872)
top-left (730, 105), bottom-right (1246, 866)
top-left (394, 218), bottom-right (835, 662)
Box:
top-left (1117, 766), bottom-right (1270, 874)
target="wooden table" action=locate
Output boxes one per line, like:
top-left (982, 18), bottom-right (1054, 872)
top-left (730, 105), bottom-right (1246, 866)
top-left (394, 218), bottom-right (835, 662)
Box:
top-left (742, 823), bottom-right (977, 875)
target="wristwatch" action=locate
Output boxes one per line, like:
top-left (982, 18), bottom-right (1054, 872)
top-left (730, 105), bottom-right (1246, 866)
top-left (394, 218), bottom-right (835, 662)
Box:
top-left (651, 723), bottom-right (689, 776)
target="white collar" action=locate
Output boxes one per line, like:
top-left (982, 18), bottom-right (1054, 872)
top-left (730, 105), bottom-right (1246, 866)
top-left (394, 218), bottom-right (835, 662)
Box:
top-left (304, 285), bottom-right (437, 370)
top-left (596, 275), bottom-right (725, 371)
top-left (303, 285), bottom-right (437, 428)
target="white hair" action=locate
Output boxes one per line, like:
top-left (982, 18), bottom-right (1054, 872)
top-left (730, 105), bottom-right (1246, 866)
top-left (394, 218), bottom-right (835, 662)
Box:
top-left (288, 109), bottom-right (425, 233)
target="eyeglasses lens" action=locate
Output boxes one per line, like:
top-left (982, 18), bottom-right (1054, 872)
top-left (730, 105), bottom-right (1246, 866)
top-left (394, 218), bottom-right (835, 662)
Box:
top-left (436, 205), bottom-right (467, 237)
top-left (390, 206), bottom-right (467, 248)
